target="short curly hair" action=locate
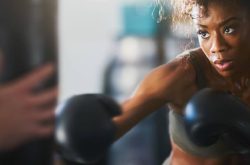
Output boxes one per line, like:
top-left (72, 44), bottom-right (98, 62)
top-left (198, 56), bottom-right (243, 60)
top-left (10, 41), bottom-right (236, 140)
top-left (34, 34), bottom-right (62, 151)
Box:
top-left (155, 0), bottom-right (250, 23)
top-left (170, 0), bottom-right (250, 21)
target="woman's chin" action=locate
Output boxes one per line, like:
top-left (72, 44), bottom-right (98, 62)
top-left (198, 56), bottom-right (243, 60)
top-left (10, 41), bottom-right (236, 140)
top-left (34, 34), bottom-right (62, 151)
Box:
top-left (216, 69), bottom-right (235, 79)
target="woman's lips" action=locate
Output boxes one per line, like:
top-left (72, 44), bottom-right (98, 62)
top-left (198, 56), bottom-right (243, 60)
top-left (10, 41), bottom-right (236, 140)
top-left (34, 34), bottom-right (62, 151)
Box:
top-left (214, 60), bottom-right (233, 71)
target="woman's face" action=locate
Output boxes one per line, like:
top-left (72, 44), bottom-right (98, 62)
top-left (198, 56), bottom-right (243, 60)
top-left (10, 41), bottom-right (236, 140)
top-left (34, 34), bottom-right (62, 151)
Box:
top-left (193, 2), bottom-right (250, 79)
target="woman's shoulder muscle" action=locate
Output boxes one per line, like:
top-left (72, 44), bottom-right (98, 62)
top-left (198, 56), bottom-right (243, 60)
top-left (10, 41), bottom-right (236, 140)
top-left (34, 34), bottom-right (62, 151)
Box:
top-left (133, 50), bottom-right (197, 105)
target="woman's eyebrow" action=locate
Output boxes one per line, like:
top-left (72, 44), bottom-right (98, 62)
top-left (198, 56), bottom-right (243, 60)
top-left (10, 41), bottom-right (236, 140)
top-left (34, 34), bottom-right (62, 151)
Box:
top-left (218, 17), bottom-right (241, 26)
top-left (196, 24), bottom-right (208, 28)
top-left (195, 17), bottom-right (241, 28)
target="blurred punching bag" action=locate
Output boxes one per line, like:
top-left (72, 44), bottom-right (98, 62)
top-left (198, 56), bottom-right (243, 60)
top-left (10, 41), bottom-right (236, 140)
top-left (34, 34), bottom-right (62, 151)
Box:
top-left (0, 0), bottom-right (57, 82)
top-left (0, 0), bottom-right (58, 165)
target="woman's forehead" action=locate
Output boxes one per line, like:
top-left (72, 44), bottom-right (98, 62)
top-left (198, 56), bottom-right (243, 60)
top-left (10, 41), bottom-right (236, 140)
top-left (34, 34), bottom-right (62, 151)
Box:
top-left (191, 1), bottom-right (247, 23)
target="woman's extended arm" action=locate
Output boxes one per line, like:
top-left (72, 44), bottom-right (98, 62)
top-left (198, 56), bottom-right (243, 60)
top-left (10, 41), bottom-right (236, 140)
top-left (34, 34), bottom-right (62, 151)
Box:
top-left (113, 56), bottom-right (196, 139)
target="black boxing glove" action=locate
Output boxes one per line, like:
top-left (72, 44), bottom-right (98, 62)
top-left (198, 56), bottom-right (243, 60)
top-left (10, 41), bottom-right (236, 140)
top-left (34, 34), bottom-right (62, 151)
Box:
top-left (184, 88), bottom-right (250, 148)
top-left (55, 94), bottom-right (121, 164)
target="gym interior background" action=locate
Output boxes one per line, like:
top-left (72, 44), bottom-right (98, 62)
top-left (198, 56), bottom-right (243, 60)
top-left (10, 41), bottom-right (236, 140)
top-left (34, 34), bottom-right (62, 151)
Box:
top-left (59, 0), bottom-right (197, 100)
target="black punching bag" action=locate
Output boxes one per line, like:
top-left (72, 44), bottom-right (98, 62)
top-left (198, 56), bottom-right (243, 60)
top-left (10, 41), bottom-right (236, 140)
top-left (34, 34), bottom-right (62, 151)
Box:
top-left (0, 0), bottom-right (58, 165)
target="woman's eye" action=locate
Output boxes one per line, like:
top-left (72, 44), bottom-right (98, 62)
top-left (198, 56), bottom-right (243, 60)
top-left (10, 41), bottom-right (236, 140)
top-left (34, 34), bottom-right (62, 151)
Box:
top-left (224, 27), bottom-right (235, 34)
top-left (197, 30), bottom-right (210, 39)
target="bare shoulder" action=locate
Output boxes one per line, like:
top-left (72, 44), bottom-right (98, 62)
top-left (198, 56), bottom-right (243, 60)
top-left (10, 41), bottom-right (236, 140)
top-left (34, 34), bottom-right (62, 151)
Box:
top-left (133, 50), bottom-right (197, 104)
top-left (151, 49), bottom-right (196, 85)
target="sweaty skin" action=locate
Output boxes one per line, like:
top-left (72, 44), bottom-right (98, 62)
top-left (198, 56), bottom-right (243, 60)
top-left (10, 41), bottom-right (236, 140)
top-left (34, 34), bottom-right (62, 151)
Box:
top-left (113, 1), bottom-right (250, 165)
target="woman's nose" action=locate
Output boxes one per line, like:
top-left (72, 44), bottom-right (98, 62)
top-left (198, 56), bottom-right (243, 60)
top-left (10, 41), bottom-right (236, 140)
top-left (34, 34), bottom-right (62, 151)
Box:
top-left (210, 33), bottom-right (228, 54)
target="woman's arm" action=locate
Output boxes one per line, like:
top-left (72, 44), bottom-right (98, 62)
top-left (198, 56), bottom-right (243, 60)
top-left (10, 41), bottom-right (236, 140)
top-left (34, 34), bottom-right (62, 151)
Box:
top-left (113, 56), bottom-right (196, 139)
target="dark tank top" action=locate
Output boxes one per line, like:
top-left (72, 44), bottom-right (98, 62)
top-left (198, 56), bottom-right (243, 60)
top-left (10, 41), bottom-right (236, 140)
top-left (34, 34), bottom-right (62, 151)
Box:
top-left (188, 48), bottom-right (207, 89)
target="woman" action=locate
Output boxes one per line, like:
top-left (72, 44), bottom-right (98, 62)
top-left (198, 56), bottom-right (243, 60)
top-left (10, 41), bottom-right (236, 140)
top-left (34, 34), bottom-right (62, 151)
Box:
top-left (112, 0), bottom-right (250, 164)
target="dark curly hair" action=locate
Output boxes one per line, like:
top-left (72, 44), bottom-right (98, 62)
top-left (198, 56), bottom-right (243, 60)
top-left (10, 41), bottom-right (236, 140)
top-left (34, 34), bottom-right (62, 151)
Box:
top-left (155, 0), bottom-right (250, 22)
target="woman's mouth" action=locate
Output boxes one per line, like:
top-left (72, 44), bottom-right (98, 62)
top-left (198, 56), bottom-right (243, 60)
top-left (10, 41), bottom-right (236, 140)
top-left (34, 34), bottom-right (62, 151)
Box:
top-left (214, 60), bottom-right (233, 71)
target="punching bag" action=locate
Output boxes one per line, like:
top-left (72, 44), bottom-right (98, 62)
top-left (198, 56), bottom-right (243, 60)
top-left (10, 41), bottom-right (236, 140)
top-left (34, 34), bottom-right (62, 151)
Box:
top-left (0, 0), bottom-right (58, 165)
